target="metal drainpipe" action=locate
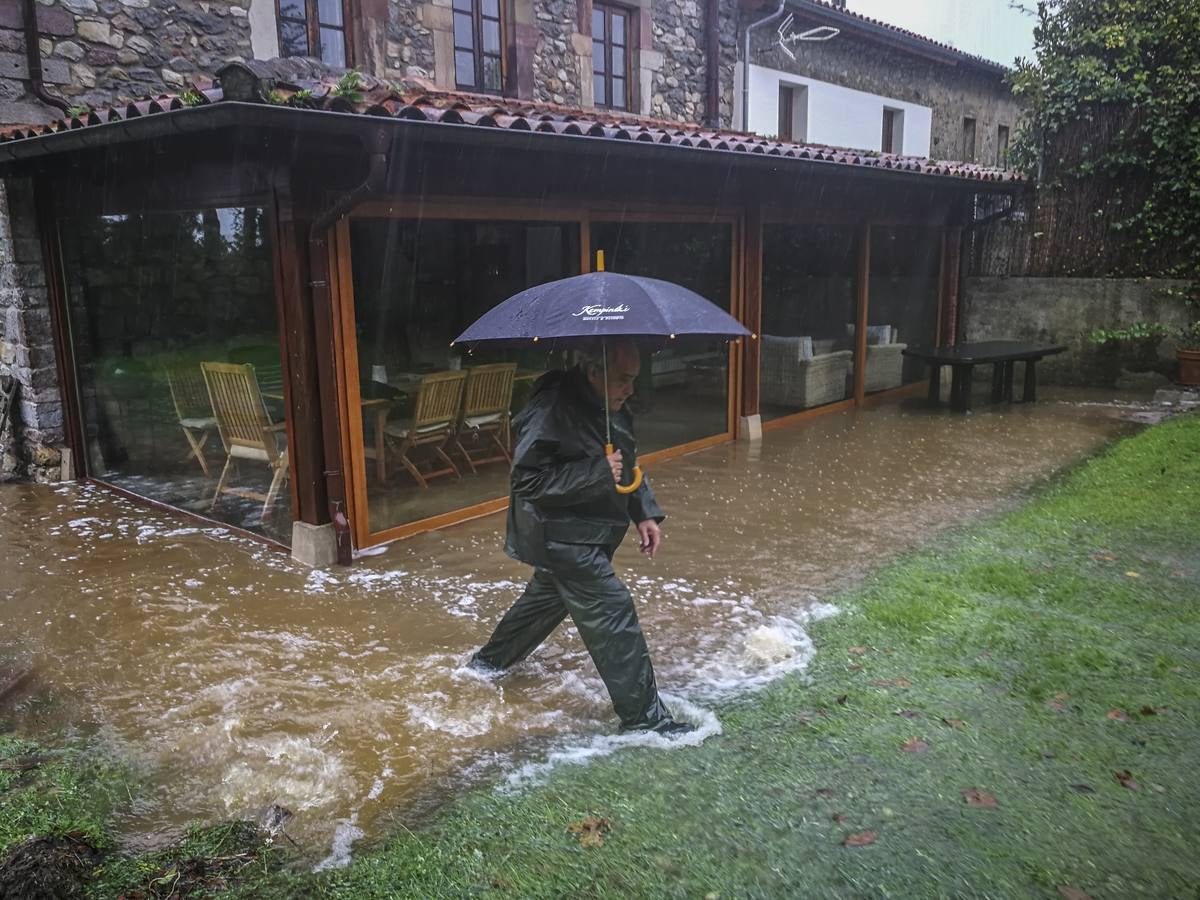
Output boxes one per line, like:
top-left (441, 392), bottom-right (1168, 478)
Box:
top-left (22, 0), bottom-right (72, 114)
top-left (307, 128), bottom-right (391, 565)
top-left (704, 0), bottom-right (721, 128)
top-left (741, 0), bottom-right (787, 133)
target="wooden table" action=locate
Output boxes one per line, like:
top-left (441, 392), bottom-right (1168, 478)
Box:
top-left (902, 341), bottom-right (1067, 412)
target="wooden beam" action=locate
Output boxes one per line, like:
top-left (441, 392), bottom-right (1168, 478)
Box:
top-left (741, 200), bottom-right (763, 418)
top-left (270, 169), bottom-right (327, 525)
top-left (853, 223), bottom-right (871, 404)
top-left (940, 226), bottom-right (963, 347)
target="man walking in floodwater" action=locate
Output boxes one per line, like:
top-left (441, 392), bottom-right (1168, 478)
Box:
top-left (471, 340), bottom-right (694, 736)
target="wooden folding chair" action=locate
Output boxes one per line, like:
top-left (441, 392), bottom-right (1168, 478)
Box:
top-left (383, 370), bottom-right (467, 488)
top-left (200, 361), bottom-right (289, 518)
top-left (166, 365), bottom-right (217, 477)
top-left (453, 363), bottom-right (516, 474)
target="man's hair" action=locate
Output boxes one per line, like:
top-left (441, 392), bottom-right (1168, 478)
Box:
top-left (578, 339), bottom-right (639, 374)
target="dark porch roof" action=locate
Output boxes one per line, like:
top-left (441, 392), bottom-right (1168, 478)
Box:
top-left (0, 61), bottom-right (1026, 187)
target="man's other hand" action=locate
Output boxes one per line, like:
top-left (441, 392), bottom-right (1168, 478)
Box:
top-left (607, 449), bottom-right (623, 483)
top-left (637, 519), bottom-right (662, 557)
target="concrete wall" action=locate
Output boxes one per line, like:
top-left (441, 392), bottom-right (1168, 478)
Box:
top-left (962, 277), bottom-right (1193, 387)
top-left (743, 62), bottom-right (932, 153)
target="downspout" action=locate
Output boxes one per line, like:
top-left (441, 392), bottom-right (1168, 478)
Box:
top-left (22, 0), bottom-right (71, 114)
top-left (741, 0), bottom-right (788, 133)
top-left (704, 0), bottom-right (721, 128)
top-left (307, 126), bottom-right (391, 565)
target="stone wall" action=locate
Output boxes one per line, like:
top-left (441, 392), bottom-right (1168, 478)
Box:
top-left (749, 23), bottom-right (1022, 163)
top-left (962, 277), bottom-right (1194, 387)
top-left (650, 0), bottom-right (734, 125)
top-left (0, 178), bottom-right (65, 483)
top-left (1, 0), bottom-right (255, 121)
top-left (387, 0), bottom-right (434, 80)
top-left (533, 0), bottom-right (580, 106)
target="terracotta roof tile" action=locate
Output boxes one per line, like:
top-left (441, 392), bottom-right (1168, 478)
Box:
top-left (0, 63), bottom-right (1026, 184)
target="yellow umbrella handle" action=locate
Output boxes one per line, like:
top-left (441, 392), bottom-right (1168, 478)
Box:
top-left (606, 442), bottom-right (643, 495)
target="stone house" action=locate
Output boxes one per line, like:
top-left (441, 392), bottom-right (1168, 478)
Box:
top-left (738, 0), bottom-right (1023, 165)
top-left (0, 0), bottom-right (1023, 564)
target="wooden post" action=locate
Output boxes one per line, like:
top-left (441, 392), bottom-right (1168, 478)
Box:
top-left (940, 226), bottom-right (963, 347)
top-left (269, 169), bottom-right (327, 526)
top-left (853, 223), bottom-right (871, 404)
top-left (741, 201), bottom-right (762, 419)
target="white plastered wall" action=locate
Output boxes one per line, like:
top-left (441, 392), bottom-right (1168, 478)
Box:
top-left (736, 63), bottom-right (932, 156)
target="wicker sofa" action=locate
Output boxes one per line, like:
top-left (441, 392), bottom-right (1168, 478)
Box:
top-left (760, 335), bottom-right (853, 409)
top-left (846, 325), bottom-right (907, 393)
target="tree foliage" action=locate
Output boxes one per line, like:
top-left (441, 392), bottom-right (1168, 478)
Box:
top-left (1010, 0), bottom-right (1200, 284)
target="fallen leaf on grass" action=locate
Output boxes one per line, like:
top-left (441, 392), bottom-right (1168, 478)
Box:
top-left (895, 710), bottom-right (921, 719)
top-left (1047, 692), bottom-right (1069, 712)
top-left (1171, 570), bottom-right (1186, 578)
top-left (832, 813), bottom-right (848, 824)
top-left (842, 830), bottom-right (877, 847)
top-left (1090, 552), bottom-right (1115, 562)
top-left (1169, 666), bottom-right (1183, 674)
top-left (940, 717), bottom-right (966, 728)
top-left (848, 646), bottom-right (869, 655)
top-left (567, 817), bottom-right (611, 848)
top-left (961, 788), bottom-right (998, 808)
top-left (1125, 571), bottom-right (1140, 578)
top-left (1106, 709), bottom-right (1129, 721)
top-left (870, 678), bottom-right (912, 689)
top-left (836, 695), bottom-right (848, 705)
top-left (1069, 784), bottom-right (1095, 794)
top-left (848, 664), bottom-right (864, 673)
top-left (1114, 770), bottom-right (1140, 791)
top-left (900, 738), bottom-right (930, 753)
top-left (815, 788), bottom-right (835, 799)
top-left (1057, 887), bottom-right (1093, 900)
top-left (1139, 706), bottom-right (1167, 716)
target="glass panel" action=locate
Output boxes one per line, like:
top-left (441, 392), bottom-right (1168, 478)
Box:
top-left (454, 12), bottom-right (474, 50)
top-left (452, 0), bottom-right (472, 12)
top-left (349, 219), bottom-right (581, 535)
top-left (612, 46), bottom-right (624, 75)
top-left (612, 11), bottom-right (625, 45)
top-left (483, 19), bottom-right (501, 54)
top-left (868, 226), bottom-right (941, 389)
top-left (590, 222), bottom-right (733, 454)
top-left (592, 8), bottom-right (605, 39)
top-left (593, 40), bottom-right (605, 74)
top-left (455, 49), bottom-right (476, 86)
top-left (279, 19), bottom-right (309, 56)
top-left (278, 0), bottom-right (306, 19)
top-left (60, 207), bottom-right (290, 544)
top-left (612, 77), bottom-right (626, 109)
top-left (760, 225), bottom-right (857, 420)
top-left (319, 27), bottom-right (346, 67)
top-left (593, 73), bottom-right (606, 105)
top-left (482, 0), bottom-right (499, 17)
top-left (482, 54), bottom-right (502, 91)
top-left (317, 0), bottom-right (342, 26)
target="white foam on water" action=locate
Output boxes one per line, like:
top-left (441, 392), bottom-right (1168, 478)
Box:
top-left (501, 696), bottom-right (722, 791)
top-left (313, 815), bottom-right (364, 872)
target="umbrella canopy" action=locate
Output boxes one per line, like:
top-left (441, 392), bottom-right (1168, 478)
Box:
top-left (452, 271), bottom-right (750, 347)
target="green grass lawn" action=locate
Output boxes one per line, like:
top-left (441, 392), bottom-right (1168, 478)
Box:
top-left (4, 413), bottom-right (1198, 899)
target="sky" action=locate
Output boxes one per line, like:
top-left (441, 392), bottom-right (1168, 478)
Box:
top-left (847, 0), bottom-right (1037, 67)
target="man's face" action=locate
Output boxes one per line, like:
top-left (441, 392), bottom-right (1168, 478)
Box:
top-left (589, 347), bottom-right (640, 412)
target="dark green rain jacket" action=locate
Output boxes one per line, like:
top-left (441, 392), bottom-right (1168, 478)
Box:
top-left (504, 366), bottom-right (665, 569)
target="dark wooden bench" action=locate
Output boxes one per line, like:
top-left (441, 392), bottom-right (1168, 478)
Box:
top-left (902, 341), bottom-right (1067, 412)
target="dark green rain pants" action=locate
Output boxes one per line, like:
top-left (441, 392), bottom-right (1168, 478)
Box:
top-left (474, 540), bottom-right (672, 731)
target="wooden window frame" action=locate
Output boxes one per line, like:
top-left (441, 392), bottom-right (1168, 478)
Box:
top-left (277, 0), bottom-right (353, 68)
top-left (778, 84), bottom-right (794, 141)
top-left (592, 3), bottom-right (632, 111)
top-left (997, 124), bottom-right (1010, 168)
top-left (453, 0), bottom-right (507, 95)
top-left (962, 116), bottom-right (977, 163)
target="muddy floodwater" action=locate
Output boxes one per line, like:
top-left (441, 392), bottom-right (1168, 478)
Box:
top-left (1, 390), bottom-right (1150, 866)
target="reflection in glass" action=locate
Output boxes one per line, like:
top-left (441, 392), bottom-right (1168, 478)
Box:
top-left (590, 222), bottom-right (732, 454)
top-left (317, 0), bottom-right (342, 26)
top-left (760, 225), bottom-right (857, 420)
top-left (868, 226), bottom-right (940, 388)
top-left (279, 19), bottom-right (308, 57)
top-left (319, 27), bottom-right (345, 67)
top-left (455, 50), bottom-right (476, 87)
top-left (60, 208), bottom-right (290, 543)
top-left (349, 219), bottom-right (581, 535)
